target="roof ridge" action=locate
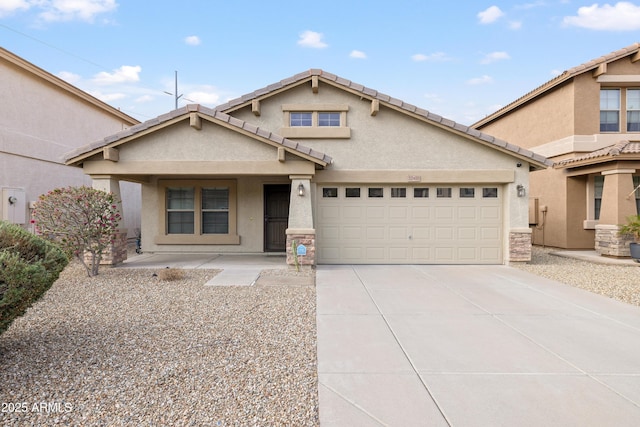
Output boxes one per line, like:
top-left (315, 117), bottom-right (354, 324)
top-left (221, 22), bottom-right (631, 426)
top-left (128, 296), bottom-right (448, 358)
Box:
top-left (214, 70), bottom-right (551, 168)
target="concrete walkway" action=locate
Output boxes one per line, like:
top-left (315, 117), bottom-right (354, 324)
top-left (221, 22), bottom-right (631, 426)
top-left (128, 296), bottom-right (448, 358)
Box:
top-left (316, 264), bottom-right (640, 426)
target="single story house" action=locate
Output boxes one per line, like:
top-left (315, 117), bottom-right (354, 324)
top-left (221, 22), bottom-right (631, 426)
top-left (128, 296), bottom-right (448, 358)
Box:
top-left (65, 70), bottom-right (550, 266)
top-left (473, 43), bottom-right (640, 257)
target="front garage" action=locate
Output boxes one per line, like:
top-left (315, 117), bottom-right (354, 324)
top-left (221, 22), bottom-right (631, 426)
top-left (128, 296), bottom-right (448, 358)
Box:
top-left (316, 184), bottom-right (503, 264)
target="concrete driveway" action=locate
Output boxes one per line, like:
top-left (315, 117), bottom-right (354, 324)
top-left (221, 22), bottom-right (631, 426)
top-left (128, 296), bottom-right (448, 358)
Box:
top-left (316, 265), bottom-right (640, 426)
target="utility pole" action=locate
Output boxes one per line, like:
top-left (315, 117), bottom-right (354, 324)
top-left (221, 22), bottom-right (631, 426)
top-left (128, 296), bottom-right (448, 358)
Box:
top-left (164, 70), bottom-right (183, 109)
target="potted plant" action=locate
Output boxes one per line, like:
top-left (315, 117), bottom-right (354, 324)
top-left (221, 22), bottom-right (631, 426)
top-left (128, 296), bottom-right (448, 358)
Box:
top-left (619, 214), bottom-right (640, 262)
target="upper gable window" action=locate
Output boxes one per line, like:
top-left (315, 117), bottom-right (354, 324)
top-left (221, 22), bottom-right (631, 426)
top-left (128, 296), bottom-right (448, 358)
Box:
top-left (290, 112), bottom-right (313, 127)
top-left (318, 112), bottom-right (341, 127)
top-left (281, 104), bottom-right (350, 139)
top-left (627, 89), bottom-right (640, 132)
top-left (600, 89), bottom-right (620, 132)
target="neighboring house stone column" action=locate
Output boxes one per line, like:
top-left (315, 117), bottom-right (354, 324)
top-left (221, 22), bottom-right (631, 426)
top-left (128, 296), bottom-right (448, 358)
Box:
top-left (91, 175), bottom-right (127, 265)
top-left (286, 176), bottom-right (315, 268)
top-left (595, 169), bottom-right (637, 257)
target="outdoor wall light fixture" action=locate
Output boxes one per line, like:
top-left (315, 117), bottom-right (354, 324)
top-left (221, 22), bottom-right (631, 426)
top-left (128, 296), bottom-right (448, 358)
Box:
top-left (516, 184), bottom-right (526, 197)
top-left (8, 195), bottom-right (17, 205)
top-left (298, 183), bottom-right (305, 197)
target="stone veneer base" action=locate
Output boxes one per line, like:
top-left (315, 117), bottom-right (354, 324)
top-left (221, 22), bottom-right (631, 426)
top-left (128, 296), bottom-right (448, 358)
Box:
top-left (595, 224), bottom-right (633, 257)
top-left (286, 230), bottom-right (316, 267)
top-left (509, 230), bottom-right (532, 262)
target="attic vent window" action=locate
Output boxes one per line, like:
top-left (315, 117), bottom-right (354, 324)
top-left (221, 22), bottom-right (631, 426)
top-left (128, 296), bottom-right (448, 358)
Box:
top-left (290, 112), bottom-right (312, 127)
top-left (281, 104), bottom-right (351, 139)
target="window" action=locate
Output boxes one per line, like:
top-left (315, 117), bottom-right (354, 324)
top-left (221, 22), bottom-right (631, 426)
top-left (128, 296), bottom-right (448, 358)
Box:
top-left (483, 188), bottom-right (498, 198)
top-left (318, 112), bottom-right (341, 127)
top-left (460, 188), bottom-right (475, 198)
top-left (368, 188), bottom-right (384, 198)
top-left (594, 175), bottom-right (604, 220)
top-left (391, 188), bottom-right (406, 198)
top-left (414, 188), bottom-right (429, 198)
top-left (345, 188), bottom-right (361, 198)
top-left (322, 187), bottom-right (338, 198)
top-left (202, 188), bottom-right (229, 234)
top-left (627, 89), bottom-right (640, 132)
top-left (600, 89), bottom-right (620, 132)
top-left (167, 187), bottom-right (194, 234)
top-left (158, 180), bottom-right (239, 245)
top-left (437, 188), bottom-right (452, 198)
top-left (290, 112), bottom-right (312, 127)
top-left (281, 104), bottom-right (350, 138)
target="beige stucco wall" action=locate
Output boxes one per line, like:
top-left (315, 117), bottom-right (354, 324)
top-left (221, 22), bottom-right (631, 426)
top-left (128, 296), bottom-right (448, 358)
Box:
top-left (233, 81), bottom-right (533, 256)
top-left (140, 175), bottom-right (289, 253)
top-left (0, 56), bottom-right (141, 235)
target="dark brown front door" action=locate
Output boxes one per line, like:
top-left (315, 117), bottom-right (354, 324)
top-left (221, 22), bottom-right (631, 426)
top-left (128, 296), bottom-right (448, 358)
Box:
top-left (264, 184), bottom-right (290, 252)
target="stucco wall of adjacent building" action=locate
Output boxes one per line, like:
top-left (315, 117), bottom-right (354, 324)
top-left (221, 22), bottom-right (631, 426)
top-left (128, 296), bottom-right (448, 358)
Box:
top-left (0, 51), bottom-right (141, 235)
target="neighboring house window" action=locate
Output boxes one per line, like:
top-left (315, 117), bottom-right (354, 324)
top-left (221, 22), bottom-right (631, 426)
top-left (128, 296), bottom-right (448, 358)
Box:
top-left (158, 180), bottom-right (239, 245)
top-left (627, 89), bottom-right (640, 132)
top-left (600, 89), bottom-right (620, 132)
top-left (594, 175), bottom-right (604, 220)
top-left (281, 104), bottom-right (350, 138)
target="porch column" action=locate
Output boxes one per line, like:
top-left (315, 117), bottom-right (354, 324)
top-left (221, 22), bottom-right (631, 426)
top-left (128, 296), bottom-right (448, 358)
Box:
top-left (286, 175), bottom-right (315, 267)
top-left (595, 169), bottom-right (636, 257)
top-left (91, 175), bottom-right (128, 265)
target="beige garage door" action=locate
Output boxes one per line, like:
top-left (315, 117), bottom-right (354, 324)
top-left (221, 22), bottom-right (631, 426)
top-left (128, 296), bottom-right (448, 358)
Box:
top-left (316, 184), bottom-right (503, 264)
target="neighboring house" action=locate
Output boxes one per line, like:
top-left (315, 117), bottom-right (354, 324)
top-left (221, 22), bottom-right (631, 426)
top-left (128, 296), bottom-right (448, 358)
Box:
top-left (0, 47), bottom-right (141, 248)
top-left (474, 43), bottom-right (640, 257)
top-left (65, 70), bottom-right (550, 266)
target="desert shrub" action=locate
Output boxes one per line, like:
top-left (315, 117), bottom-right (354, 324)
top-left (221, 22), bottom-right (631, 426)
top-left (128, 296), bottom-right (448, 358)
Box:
top-left (157, 268), bottom-right (186, 281)
top-left (0, 221), bottom-right (68, 334)
top-left (32, 186), bottom-right (121, 277)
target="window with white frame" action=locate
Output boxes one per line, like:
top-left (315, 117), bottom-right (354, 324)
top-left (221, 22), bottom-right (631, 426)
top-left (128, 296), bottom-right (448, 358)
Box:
top-left (594, 175), bottom-right (604, 220)
top-left (600, 89), bottom-right (620, 132)
top-left (627, 89), bottom-right (640, 132)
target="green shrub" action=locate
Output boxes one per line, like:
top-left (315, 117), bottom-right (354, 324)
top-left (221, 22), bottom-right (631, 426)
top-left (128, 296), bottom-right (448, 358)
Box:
top-left (0, 221), bottom-right (68, 334)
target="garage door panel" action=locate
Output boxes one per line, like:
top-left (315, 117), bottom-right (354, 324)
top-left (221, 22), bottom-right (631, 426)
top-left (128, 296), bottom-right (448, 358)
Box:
top-left (317, 185), bottom-right (502, 264)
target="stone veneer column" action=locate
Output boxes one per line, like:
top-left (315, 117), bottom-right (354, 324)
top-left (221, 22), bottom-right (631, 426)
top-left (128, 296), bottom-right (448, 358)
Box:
top-left (595, 169), bottom-right (636, 257)
top-left (91, 175), bottom-right (127, 265)
top-left (286, 176), bottom-right (315, 268)
top-left (509, 228), bottom-right (532, 262)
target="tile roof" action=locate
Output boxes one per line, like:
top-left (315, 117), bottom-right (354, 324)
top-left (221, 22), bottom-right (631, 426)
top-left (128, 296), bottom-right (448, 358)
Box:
top-left (65, 104), bottom-right (333, 166)
top-left (555, 140), bottom-right (640, 168)
top-left (215, 69), bottom-right (552, 169)
top-left (474, 43), bottom-right (640, 128)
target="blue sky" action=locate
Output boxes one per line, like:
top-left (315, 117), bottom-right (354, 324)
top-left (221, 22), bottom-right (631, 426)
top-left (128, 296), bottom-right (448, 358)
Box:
top-left (1, 1), bottom-right (639, 125)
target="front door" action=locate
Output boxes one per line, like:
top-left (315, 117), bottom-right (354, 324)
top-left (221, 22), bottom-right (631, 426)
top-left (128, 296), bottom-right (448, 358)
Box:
top-left (264, 184), bottom-right (290, 252)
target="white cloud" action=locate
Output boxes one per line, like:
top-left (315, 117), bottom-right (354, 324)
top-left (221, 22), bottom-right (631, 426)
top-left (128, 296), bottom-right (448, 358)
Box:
top-left (90, 90), bottom-right (126, 102)
top-left (185, 88), bottom-right (220, 105)
top-left (184, 35), bottom-right (201, 46)
top-left (509, 20), bottom-right (522, 30)
top-left (563, 2), bottom-right (640, 30)
top-left (92, 65), bottom-right (141, 85)
top-left (350, 50), bottom-right (367, 59)
top-left (480, 51), bottom-right (511, 64)
top-left (297, 30), bottom-right (328, 48)
top-left (411, 52), bottom-right (453, 62)
top-left (467, 75), bottom-right (494, 85)
top-left (57, 70), bottom-right (81, 84)
top-left (478, 5), bottom-right (504, 24)
top-left (38, 0), bottom-right (118, 23)
top-left (135, 95), bottom-right (154, 103)
top-left (0, 0), bottom-right (30, 17)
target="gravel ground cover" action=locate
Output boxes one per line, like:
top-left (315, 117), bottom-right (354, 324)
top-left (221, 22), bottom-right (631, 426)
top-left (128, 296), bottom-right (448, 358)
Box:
top-left (0, 262), bottom-right (318, 426)
top-left (511, 246), bottom-right (640, 307)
